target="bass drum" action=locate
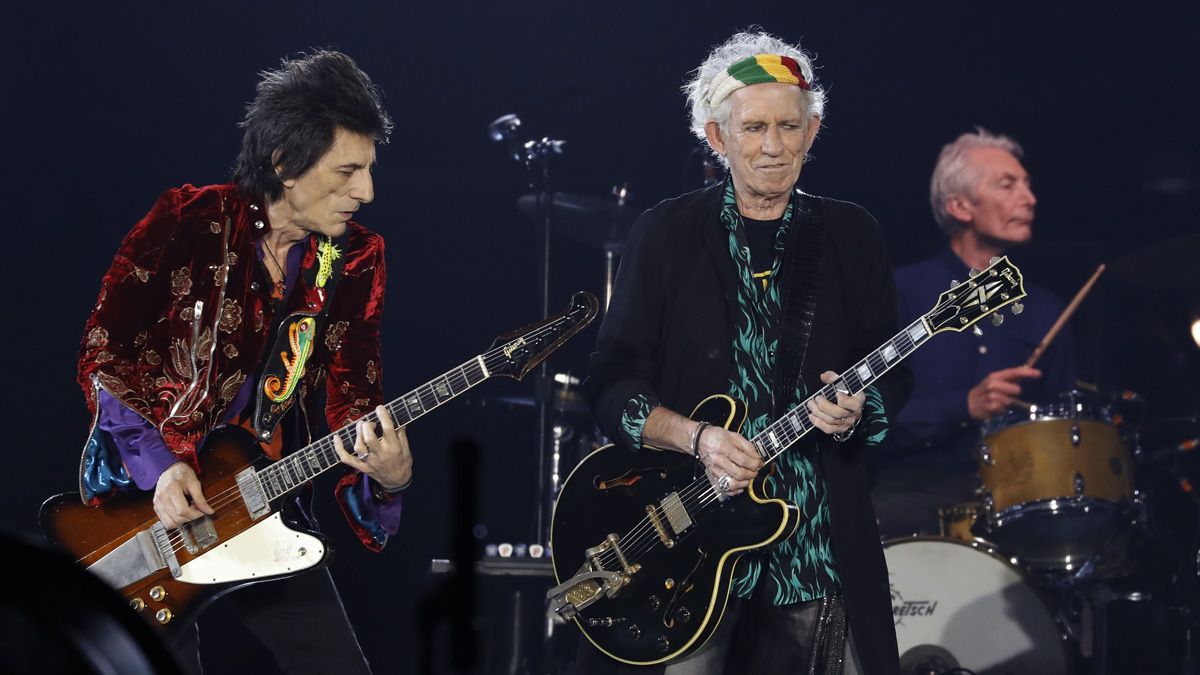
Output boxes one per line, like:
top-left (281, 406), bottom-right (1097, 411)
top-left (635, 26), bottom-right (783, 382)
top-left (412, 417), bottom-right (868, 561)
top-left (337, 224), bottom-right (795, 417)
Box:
top-left (884, 537), bottom-right (1068, 675)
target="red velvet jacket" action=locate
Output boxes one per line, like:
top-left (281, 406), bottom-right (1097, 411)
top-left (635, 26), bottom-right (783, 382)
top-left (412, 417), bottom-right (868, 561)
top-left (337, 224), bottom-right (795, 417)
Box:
top-left (77, 183), bottom-right (388, 547)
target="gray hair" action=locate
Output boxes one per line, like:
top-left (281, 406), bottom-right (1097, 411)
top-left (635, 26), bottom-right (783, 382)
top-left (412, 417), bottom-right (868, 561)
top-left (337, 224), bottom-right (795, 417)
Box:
top-left (683, 30), bottom-right (826, 164)
top-left (930, 128), bottom-right (1024, 235)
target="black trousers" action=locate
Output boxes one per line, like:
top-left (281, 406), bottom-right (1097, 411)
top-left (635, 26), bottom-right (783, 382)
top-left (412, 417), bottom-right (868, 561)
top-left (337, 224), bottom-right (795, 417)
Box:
top-left (172, 566), bottom-right (371, 675)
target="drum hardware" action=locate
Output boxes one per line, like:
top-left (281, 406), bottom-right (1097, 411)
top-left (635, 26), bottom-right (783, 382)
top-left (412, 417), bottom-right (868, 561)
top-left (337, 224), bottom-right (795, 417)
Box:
top-left (514, 192), bottom-right (637, 254)
top-left (937, 502), bottom-right (984, 544)
top-left (885, 537), bottom-right (1070, 674)
top-left (976, 439), bottom-right (994, 467)
top-left (899, 645), bottom-right (975, 675)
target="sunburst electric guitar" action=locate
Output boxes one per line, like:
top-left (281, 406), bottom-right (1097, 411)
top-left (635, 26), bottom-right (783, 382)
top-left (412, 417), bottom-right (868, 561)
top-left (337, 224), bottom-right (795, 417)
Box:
top-left (41, 292), bottom-right (597, 635)
top-left (547, 259), bottom-right (1026, 665)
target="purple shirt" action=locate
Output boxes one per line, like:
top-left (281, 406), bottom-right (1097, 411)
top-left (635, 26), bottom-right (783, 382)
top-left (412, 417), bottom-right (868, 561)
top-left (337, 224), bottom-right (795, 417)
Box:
top-left (97, 238), bottom-right (401, 530)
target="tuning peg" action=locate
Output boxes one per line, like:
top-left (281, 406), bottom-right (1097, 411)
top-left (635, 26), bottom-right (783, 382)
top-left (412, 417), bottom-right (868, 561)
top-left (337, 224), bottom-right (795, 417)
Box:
top-left (1011, 302), bottom-right (1024, 315)
top-left (972, 325), bottom-right (983, 337)
top-left (991, 313), bottom-right (1005, 326)
top-left (950, 279), bottom-right (959, 289)
top-left (990, 256), bottom-right (1001, 265)
top-left (968, 269), bottom-right (980, 277)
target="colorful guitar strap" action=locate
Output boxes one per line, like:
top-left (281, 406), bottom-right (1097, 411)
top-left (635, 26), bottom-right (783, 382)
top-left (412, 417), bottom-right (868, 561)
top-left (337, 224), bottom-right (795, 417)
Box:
top-left (252, 234), bottom-right (347, 447)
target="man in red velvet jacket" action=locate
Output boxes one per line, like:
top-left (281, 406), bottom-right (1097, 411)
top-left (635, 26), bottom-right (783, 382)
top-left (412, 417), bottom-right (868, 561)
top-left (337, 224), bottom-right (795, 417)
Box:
top-left (76, 50), bottom-right (409, 674)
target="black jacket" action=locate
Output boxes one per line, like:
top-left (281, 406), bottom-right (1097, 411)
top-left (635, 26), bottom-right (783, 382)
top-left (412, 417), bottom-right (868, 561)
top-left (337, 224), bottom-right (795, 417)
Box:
top-left (588, 183), bottom-right (913, 673)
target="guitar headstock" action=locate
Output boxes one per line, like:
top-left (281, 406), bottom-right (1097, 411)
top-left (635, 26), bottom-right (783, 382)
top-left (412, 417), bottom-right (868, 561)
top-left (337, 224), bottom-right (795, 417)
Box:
top-left (488, 291), bottom-right (599, 380)
top-left (924, 256), bottom-right (1027, 335)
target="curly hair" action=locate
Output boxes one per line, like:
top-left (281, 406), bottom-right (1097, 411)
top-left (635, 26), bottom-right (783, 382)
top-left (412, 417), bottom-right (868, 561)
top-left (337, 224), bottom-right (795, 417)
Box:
top-left (682, 29), bottom-right (826, 162)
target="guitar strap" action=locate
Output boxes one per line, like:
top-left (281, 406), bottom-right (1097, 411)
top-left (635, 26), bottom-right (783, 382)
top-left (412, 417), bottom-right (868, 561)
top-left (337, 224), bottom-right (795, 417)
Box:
top-left (771, 192), bottom-right (824, 419)
top-left (252, 234), bottom-right (348, 445)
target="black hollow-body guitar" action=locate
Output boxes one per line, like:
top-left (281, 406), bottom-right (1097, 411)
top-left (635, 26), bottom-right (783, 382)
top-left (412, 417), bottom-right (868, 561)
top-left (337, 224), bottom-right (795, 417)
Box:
top-left (41, 292), bottom-right (597, 636)
top-left (548, 258), bottom-right (1026, 665)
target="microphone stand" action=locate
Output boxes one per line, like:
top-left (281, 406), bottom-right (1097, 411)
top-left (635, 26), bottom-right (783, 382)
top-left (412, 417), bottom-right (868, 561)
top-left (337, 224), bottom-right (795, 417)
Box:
top-left (488, 114), bottom-right (566, 546)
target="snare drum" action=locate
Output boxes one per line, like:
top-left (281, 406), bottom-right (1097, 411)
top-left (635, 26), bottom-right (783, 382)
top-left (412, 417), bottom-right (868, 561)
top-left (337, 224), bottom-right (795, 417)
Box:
top-left (885, 537), bottom-right (1068, 674)
top-left (978, 390), bottom-right (1135, 569)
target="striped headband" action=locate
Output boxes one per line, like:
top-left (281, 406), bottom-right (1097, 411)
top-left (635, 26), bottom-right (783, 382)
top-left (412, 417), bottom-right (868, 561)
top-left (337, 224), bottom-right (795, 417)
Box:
top-left (707, 54), bottom-right (811, 108)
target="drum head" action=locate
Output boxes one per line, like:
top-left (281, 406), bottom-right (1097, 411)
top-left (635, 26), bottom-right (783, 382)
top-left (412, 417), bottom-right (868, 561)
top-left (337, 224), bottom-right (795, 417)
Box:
top-left (884, 537), bottom-right (1068, 675)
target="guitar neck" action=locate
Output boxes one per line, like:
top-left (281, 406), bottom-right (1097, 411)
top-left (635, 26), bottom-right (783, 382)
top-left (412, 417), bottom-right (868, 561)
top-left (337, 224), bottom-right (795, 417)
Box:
top-left (252, 355), bottom-right (492, 501)
top-left (752, 316), bottom-right (934, 462)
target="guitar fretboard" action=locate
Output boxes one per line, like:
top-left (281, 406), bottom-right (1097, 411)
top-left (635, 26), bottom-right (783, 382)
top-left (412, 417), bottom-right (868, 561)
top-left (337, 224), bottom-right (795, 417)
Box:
top-left (750, 317), bottom-right (933, 462)
top-left (252, 357), bottom-right (490, 501)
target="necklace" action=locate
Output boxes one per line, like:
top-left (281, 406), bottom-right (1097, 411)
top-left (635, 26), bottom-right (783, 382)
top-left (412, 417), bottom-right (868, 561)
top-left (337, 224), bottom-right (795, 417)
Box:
top-left (264, 243), bottom-right (287, 299)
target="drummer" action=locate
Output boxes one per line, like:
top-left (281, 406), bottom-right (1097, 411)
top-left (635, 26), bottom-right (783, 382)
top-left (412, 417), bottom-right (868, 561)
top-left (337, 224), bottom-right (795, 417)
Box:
top-left (871, 128), bottom-right (1077, 537)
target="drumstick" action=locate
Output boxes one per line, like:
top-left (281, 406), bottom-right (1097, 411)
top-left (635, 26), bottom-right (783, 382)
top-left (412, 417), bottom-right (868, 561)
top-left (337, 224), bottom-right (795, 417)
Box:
top-left (1024, 264), bottom-right (1105, 369)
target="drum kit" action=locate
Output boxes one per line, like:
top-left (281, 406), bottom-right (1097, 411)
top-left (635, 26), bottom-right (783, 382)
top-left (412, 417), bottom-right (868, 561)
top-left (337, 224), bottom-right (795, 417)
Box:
top-left (888, 244), bottom-right (1200, 674)
top-left (888, 387), bottom-right (1200, 674)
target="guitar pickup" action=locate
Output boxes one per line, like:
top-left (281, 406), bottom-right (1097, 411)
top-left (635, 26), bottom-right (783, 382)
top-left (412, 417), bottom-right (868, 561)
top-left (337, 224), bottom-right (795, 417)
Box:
top-left (237, 467), bottom-right (271, 520)
top-left (179, 515), bottom-right (219, 554)
top-left (659, 493), bottom-right (693, 535)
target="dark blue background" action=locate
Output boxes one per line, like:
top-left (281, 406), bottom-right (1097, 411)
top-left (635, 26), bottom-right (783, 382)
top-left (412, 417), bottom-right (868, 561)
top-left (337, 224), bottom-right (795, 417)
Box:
top-left (4, 2), bottom-right (1198, 672)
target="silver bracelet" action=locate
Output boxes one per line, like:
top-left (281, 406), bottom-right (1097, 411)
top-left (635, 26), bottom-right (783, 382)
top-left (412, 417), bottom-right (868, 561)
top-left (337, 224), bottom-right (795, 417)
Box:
top-left (690, 421), bottom-right (711, 459)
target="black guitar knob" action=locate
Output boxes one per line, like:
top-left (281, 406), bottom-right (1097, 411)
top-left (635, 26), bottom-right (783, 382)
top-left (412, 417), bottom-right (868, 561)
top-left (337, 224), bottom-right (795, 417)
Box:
top-left (628, 624), bottom-right (642, 641)
top-left (656, 636), bottom-right (670, 653)
top-left (647, 595), bottom-right (661, 612)
top-left (676, 607), bottom-right (692, 624)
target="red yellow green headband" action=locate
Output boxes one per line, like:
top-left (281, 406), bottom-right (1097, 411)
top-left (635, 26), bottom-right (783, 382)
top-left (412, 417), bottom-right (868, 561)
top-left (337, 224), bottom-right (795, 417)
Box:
top-left (707, 54), bottom-right (811, 108)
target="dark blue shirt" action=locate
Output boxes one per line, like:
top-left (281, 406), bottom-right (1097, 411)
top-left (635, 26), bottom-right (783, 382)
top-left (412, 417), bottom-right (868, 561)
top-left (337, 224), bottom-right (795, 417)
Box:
top-left (880, 246), bottom-right (1077, 468)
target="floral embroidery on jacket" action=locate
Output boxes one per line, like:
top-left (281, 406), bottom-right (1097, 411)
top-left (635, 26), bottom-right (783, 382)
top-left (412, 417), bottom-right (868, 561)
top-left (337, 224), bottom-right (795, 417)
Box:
top-left (325, 320), bottom-right (349, 352)
top-left (87, 327), bottom-right (109, 348)
top-left (170, 268), bottom-right (192, 296)
top-left (218, 299), bottom-right (242, 334)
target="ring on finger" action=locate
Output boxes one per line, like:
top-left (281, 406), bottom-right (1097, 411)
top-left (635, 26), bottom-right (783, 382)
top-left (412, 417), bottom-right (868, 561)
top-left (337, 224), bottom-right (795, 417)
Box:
top-left (357, 448), bottom-right (370, 460)
top-left (717, 474), bottom-right (732, 493)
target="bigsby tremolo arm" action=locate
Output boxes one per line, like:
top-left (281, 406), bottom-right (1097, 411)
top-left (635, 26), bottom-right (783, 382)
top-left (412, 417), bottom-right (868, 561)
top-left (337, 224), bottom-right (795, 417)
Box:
top-left (547, 533), bottom-right (641, 620)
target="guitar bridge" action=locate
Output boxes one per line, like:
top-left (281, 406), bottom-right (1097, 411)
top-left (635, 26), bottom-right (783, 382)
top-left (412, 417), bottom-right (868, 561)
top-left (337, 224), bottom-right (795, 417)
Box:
top-left (547, 533), bottom-right (641, 620)
top-left (87, 522), bottom-right (181, 589)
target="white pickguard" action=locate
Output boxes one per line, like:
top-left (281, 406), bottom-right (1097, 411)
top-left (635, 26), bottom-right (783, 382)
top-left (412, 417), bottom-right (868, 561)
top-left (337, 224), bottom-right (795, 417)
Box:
top-left (176, 513), bottom-right (325, 584)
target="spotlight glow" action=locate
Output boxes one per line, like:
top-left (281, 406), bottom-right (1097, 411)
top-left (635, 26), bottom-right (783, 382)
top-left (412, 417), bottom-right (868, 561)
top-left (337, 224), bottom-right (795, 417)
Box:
top-left (1192, 318), bottom-right (1200, 349)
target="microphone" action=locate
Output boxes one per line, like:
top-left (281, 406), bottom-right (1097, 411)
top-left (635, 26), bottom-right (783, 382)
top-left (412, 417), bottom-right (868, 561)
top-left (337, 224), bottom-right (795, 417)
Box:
top-left (523, 137), bottom-right (566, 159)
top-left (487, 113), bottom-right (521, 143)
top-left (487, 112), bottom-right (566, 163)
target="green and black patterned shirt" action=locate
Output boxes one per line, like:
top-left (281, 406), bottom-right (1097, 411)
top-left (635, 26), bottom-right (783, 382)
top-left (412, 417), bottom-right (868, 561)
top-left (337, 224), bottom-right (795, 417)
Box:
top-left (618, 179), bottom-right (890, 606)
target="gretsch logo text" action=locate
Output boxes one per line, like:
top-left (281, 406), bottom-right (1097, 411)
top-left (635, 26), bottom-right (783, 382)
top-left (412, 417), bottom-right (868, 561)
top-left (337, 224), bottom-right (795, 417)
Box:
top-left (890, 585), bottom-right (938, 626)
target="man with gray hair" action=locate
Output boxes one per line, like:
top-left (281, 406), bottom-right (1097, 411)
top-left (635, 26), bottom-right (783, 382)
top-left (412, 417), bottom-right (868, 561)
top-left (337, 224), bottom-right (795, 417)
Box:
top-left (872, 129), bottom-right (1076, 537)
top-left (581, 30), bottom-right (912, 674)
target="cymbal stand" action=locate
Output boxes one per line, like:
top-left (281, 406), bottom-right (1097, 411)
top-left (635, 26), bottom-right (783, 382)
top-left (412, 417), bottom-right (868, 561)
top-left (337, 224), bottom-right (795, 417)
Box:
top-left (602, 184), bottom-right (630, 314)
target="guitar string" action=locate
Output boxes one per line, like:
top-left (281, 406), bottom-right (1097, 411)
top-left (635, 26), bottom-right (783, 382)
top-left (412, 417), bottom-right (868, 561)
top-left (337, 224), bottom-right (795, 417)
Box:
top-left (589, 377), bottom-right (878, 571)
top-left (174, 310), bottom-right (823, 555)
top-left (589, 332), bottom-right (926, 571)
top-left (575, 285), bottom-right (1009, 604)
top-left (588, 390), bottom-right (830, 570)
top-left (595, 379), bottom-right (888, 571)
top-left (150, 316), bottom-right (581, 555)
top-left (160, 317), bottom-right (570, 551)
